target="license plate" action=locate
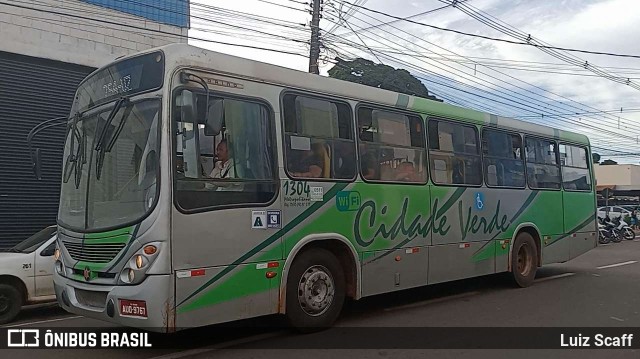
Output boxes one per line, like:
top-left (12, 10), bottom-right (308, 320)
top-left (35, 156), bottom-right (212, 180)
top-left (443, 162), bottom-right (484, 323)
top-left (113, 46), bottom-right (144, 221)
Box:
top-left (119, 299), bottom-right (148, 318)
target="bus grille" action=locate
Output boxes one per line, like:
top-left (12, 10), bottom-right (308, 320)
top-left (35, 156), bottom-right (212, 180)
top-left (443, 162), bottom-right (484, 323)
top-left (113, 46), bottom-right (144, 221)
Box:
top-left (62, 241), bottom-right (126, 263)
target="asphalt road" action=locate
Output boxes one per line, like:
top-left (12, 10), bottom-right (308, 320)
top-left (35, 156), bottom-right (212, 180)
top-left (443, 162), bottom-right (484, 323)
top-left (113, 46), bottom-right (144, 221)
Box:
top-left (3, 239), bottom-right (640, 359)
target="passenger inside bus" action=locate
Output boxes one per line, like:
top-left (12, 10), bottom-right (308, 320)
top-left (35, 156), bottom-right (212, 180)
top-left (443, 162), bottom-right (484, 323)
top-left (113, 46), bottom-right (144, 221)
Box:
top-left (288, 142), bottom-right (326, 178)
top-left (359, 144), bottom-right (379, 180)
top-left (209, 139), bottom-right (236, 179)
top-left (394, 162), bottom-right (418, 182)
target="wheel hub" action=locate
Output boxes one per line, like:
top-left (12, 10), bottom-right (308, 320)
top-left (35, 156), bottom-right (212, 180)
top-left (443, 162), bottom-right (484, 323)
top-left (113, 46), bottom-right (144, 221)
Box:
top-left (517, 243), bottom-right (532, 276)
top-left (297, 265), bottom-right (335, 316)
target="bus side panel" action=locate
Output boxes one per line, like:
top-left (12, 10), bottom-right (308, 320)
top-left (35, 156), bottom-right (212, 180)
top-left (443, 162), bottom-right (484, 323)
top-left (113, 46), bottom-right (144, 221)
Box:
top-left (361, 247), bottom-right (429, 296)
top-left (428, 241), bottom-right (494, 284)
top-left (519, 190), bottom-right (567, 264)
top-left (174, 261), bottom-right (282, 328)
top-left (563, 190), bottom-right (597, 260)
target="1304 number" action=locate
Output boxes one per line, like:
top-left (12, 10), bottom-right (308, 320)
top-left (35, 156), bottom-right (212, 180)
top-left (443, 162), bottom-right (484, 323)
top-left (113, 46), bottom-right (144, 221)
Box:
top-left (283, 181), bottom-right (310, 197)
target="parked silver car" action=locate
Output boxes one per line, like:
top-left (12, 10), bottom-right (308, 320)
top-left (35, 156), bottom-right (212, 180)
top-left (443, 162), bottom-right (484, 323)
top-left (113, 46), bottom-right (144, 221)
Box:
top-left (0, 226), bottom-right (57, 324)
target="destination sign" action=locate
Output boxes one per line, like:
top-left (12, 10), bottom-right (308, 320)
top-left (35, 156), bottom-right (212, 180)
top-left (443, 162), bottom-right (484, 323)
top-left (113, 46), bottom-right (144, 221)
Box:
top-left (75, 51), bottom-right (164, 111)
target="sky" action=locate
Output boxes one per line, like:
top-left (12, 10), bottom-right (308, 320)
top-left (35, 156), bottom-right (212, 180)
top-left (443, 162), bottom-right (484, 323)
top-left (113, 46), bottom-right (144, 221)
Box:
top-left (187, 0), bottom-right (640, 163)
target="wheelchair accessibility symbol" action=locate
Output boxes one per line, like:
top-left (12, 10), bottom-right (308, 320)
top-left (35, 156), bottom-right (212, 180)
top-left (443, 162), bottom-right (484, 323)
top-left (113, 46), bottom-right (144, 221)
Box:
top-left (475, 192), bottom-right (484, 211)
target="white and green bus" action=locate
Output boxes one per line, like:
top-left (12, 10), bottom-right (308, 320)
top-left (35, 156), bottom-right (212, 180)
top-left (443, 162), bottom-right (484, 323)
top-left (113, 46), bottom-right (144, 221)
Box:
top-left (50, 44), bottom-right (597, 332)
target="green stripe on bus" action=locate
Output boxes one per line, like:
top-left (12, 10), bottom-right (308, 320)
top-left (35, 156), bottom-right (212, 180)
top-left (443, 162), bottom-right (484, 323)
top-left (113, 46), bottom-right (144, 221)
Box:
top-left (177, 182), bottom-right (348, 308)
top-left (84, 226), bottom-right (133, 239)
top-left (437, 187), bottom-right (466, 218)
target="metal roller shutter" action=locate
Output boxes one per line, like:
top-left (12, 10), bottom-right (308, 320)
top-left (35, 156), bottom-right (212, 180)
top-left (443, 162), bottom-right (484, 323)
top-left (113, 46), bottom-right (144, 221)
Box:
top-left (0, 51), bottom-right (94, 250)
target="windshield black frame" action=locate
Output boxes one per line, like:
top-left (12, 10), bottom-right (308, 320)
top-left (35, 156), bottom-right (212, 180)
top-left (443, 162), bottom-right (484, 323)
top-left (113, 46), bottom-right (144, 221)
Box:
top-left (57, 97), bottom-right (163, 233)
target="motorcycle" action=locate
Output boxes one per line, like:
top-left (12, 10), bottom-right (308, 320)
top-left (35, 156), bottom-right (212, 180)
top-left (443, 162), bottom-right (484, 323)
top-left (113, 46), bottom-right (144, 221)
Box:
top-left (599, 216), bottom-right (622, 243)
top-left (613, 216), bottom-right (636, 240)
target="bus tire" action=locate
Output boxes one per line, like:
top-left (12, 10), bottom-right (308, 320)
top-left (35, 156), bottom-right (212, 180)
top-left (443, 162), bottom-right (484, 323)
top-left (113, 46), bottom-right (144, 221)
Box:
top-left (0, 284), bottom-right (22, 325)
top-left (285, 248), bottom-right (345, 333)
top-left (509, 232), bottom-right (538, 288)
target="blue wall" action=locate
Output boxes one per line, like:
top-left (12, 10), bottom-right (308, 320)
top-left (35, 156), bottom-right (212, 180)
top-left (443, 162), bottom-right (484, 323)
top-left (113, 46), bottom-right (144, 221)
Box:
top-left (82, 0), bottom-right (189, 28)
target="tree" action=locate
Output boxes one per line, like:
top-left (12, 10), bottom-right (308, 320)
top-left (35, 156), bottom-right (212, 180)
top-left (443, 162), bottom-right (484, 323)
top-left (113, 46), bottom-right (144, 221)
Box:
top-left (328, 57), bottom-right (441, 101)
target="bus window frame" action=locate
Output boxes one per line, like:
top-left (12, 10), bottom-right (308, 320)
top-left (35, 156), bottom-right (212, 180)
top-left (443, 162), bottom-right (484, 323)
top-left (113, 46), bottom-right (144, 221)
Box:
top-left (279, 90), bottom-right (357, 183)
top-left (480, 127), bottom-right (526, 190)
top-left (170, 86), bottom-right (280, 215)
top-left (427, 117), bottom-right (483, 188)
top-left (523, 134), bottom-right (562, 191)
top-left (355, 102), bottom-right (428, 186)
top-left (558, 141), bottom-right (593, 193)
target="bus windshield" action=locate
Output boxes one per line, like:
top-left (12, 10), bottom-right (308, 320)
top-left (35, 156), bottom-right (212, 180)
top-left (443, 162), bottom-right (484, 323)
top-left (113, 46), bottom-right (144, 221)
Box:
top-left (58, 99), bottom-right (161, 231)
top-left (58, 51), bottom-right (164, 232)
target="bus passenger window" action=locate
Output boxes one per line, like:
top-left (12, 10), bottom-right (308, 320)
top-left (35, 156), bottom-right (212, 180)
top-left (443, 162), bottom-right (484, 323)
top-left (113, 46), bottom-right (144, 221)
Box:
top-left (173, 94), bottom-right (278, 211)
top-left (524, 137), bottom-right (561, 190)
top-left (482, 129), bottom-right (525, 188)
top-left (357, 108), bottom-right (427, 184)
top-left (428, 120), bottom-right (481, 186)
top-left (283, 94), bottom-right (356, 180)
top-left (559, 144), bottom-right (591, 191)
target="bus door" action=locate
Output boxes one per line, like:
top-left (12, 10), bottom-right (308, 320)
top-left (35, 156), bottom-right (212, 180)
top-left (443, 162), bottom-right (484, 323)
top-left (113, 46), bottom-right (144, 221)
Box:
top-left (171, 89), bottom-right (282, 327)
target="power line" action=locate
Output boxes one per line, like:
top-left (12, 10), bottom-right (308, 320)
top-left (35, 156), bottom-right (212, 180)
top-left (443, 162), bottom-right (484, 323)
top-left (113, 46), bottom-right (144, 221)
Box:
top-left (334, 0), bottom-right (640, 59)
top-left (255, 0), bottom-right (309, 12)
top-left (321, 15), bottom-right (640, 147)
top-left (439, 0), bottom-right (640, 91)
top-left (331, 0), bottom-right (468, 36)
top-left (327, 0), bottom-right (640, 131)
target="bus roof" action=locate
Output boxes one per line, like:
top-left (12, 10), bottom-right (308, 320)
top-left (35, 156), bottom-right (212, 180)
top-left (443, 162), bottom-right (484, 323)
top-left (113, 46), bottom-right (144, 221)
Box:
top-left (148, 43), bottom-right (590, 145)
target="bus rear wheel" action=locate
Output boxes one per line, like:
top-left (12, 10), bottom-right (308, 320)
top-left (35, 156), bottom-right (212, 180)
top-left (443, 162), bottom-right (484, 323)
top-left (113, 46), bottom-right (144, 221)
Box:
top-left (286, 248), bottom-right (345, 333)
top-left (509, 232), bottom-right (538, 288)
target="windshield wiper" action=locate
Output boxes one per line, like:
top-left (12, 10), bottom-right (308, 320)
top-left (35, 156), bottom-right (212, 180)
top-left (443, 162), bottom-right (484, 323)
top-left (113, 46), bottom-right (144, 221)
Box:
top-left (94, 97), bottom-right (130, 180)
top-left (62, 113), bottom-right (82, 186)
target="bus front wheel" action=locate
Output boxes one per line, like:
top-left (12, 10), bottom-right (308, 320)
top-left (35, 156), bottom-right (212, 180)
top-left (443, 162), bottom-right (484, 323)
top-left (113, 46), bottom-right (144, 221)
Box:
top-left (509, 232), bottom-right (538, 288)
top-left (285, 248), bottom-right (345, 333)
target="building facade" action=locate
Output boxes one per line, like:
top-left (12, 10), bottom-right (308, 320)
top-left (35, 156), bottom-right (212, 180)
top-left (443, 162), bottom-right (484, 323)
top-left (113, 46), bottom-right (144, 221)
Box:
top-left (0, 0), bottom-right (189, 249)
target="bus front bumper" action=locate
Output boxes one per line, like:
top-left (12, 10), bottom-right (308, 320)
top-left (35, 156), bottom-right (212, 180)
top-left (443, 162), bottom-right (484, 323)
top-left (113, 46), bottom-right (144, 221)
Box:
top-left (54, 271), bottom-right (173, 332)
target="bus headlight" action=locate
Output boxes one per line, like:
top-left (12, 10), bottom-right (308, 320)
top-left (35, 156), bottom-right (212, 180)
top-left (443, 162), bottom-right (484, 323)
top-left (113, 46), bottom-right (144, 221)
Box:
top-left (120, 242), bottom-right (162, 285)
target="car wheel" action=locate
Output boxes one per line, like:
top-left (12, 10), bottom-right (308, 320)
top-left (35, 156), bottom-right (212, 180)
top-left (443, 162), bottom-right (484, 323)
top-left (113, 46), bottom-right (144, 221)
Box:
top-left (0, 284), bottom-right (22, 325)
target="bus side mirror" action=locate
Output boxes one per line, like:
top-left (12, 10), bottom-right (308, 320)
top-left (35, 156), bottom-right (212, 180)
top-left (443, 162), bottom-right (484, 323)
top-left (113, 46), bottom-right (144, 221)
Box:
top-left (204, 99), bottom-right (223, 136)
top-left (32, 148), bottom-right (42, 180)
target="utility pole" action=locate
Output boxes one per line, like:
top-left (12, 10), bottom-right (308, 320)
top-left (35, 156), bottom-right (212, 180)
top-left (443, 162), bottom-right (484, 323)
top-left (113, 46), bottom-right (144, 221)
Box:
top-left (308, 0), bottom-right (322, 74)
